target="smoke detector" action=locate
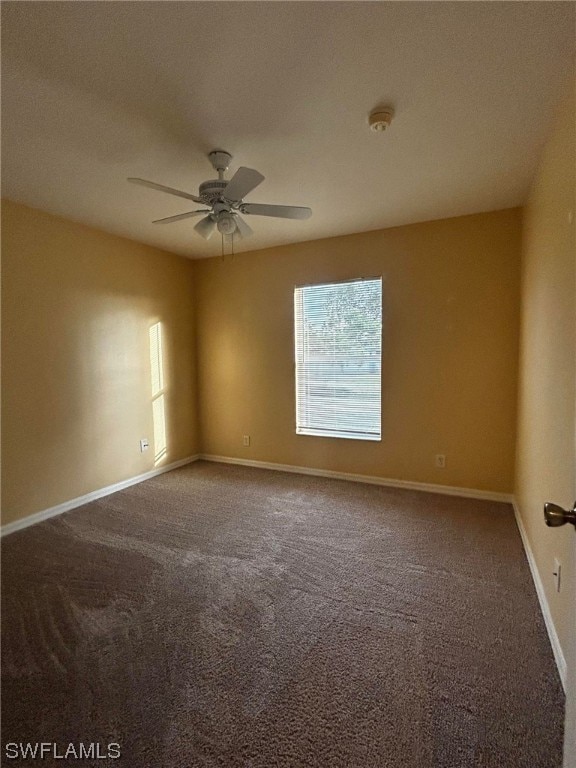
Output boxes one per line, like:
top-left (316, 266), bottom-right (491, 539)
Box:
top-left (369, 107), bottom-right (394, 132)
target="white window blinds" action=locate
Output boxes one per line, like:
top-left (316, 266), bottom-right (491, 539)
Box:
top-left (294, 277), bottom-right (382, 441)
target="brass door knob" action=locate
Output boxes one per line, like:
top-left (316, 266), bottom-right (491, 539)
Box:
top-left (544, 502), bottom-right (576, 528)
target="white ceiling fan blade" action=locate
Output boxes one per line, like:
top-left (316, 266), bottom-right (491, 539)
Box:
top-left (194, 215), bottom-right (217, 240)
top-left (241, 203), bottom-right (312, 220)
top-left (222, 167), bottom-right (264, 202)
top-left (152, 210), bottom-right (210, 224)
top-left (128, 177), bottom-right (202, 203)
top-left (234, 215), bottom-right (253, 239)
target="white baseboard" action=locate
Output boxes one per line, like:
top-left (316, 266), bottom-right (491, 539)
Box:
top-left (512, 498), bottom-right (567, 691)
top-left (199, 454), bottom-right (514, 504)
top-left (0, 455), bottom-right (200, 537)
top-left (2, 452), bottom-right (510, 537)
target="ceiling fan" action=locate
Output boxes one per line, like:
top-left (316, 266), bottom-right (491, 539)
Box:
top-left (128, 150), bottom-right (312, 240)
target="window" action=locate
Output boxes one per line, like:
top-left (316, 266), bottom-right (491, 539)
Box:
top-left (294, 277), bottom-right (382, 441)
top-left (149, 321), bottom-right (167, 465)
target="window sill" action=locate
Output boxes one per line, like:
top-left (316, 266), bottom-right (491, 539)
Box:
top-left (296, 429), bottom-right (381, 442)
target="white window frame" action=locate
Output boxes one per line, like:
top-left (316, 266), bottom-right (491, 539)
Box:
top-left (294, 277), bottom-right (382, 441)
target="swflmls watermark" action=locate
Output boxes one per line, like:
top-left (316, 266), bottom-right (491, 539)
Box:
top-left (4, 742), bottom-right (121, 760)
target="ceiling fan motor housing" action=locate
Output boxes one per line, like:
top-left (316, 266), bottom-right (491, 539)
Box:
top-left (198, 179), bottom-right (228, 204)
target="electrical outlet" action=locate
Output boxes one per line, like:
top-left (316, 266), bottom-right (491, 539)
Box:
top-left (553, 558), bottom-right (561, 592)
top-left (243, 435), bottom-right (250, 447)
top-left (435, 454), bottom-right (446, 469)
top-left (140, 438), bottom-right (149, 452)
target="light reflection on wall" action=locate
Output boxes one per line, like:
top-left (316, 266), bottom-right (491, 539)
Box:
top-left (149, 322), bottom-right (167, 465)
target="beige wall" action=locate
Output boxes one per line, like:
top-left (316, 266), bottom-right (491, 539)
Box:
top-left (1, 204), bottom-right (524, 523)
top-left (516, 83), bottom-right (575, 674)
top-left (194, 208), bottom-right (521, 493)
top-left (1, 200), bottom-right (199, 525)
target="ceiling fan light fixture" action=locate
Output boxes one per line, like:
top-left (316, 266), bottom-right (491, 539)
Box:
top-left (368, 107), bottom-right (394, 132)
top-left (194, 215), bottom-right (217, 240)
top-left (216, 212), bottom-right (236, 235)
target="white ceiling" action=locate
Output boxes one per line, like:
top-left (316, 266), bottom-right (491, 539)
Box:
top-left (2, 2), bottom-right (574, 259)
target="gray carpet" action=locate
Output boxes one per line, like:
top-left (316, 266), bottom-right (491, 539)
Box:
top-left (1, 461), bottom-right (564, 767)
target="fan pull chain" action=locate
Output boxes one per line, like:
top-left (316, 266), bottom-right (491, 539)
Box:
top-left (220, 231), bottom-right (236, 261)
